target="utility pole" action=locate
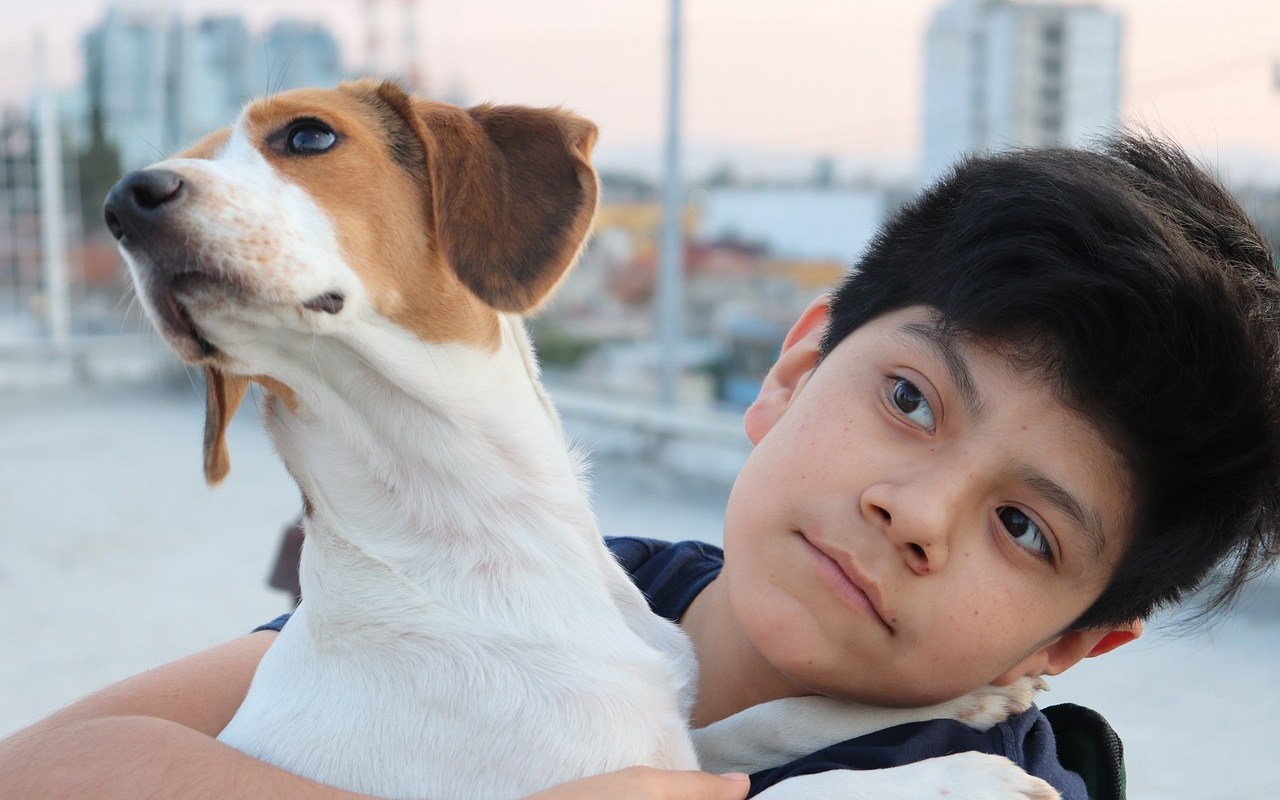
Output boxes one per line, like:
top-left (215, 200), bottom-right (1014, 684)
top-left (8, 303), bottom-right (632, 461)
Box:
top-left (35, 31), bottom-right (70, 347)
top-left (656, 0), bottom-right (684, 404)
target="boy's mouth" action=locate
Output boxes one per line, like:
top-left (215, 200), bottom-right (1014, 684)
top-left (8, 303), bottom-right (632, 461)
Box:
top-left (799, 532), bottom-right (894, 633)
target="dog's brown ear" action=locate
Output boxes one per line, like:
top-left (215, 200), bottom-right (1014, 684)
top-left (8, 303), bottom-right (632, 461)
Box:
top-left (203, 366), bottom-right (248, 486)
top-left (375, 83), bottom-right (599, 312)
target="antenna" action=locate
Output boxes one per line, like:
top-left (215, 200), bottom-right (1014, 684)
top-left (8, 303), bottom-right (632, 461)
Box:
top-left (401, 0), bottom-right (426, 93)
top-left (363, 0), bottom-right (380, 75)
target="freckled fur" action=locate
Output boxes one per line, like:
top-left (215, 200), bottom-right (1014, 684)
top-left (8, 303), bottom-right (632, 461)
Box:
top-left (241, 85), bottom-right (501, 351)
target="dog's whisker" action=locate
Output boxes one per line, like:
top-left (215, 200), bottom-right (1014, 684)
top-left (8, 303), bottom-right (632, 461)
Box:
top-left (275, 45), bottom-right (302, 97)
top-left (309, 330), bottom-right (324, 378)
top-left (113, 281), bottom-right (136, 311)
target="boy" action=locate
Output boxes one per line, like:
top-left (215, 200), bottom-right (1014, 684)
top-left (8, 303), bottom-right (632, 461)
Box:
top-left (1, 132), bottom-right (1276, 800)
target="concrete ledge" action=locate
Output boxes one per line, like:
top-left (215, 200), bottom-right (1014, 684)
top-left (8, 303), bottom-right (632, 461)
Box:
top-left (550, 384), bottom-right (751, 490)
top-left (0, 336), bottom-right (181, 389)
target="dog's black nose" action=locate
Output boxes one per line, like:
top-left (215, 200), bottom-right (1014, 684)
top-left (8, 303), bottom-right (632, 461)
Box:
top-left (104, 169), bottom-right (186, 242)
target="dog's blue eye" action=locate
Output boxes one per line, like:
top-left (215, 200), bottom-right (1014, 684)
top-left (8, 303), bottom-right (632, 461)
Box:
top-left (287, 123), bottom-right (337, 155)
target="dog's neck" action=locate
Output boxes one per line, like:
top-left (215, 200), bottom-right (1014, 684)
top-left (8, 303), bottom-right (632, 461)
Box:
top-left (258, 314), bottom-right (611, 633)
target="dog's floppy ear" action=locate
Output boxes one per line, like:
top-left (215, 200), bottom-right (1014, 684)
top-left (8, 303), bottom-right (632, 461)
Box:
top-left (375, 82), bottom-right (599, 312)
top-left (203, 366), bottom-right (248, 486)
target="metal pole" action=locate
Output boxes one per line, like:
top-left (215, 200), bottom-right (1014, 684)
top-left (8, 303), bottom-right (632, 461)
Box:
top-left (35, 31), bottom-right (71, 347)
top-left (656, 0), bottom-right (684, 405)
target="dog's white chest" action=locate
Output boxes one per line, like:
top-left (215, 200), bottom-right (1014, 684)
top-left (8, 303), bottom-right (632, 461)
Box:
top-left (220, 542), bottom-right (696, 800)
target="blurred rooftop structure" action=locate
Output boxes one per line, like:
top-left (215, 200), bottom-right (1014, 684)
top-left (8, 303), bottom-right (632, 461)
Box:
top-left (81, 7), bottom-right (345, 172)
top-left (922, 0), bottom-right (1122, 182)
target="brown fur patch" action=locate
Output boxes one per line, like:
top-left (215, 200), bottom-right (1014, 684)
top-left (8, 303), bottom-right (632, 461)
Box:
top-left (252, 375), bottom-right (299, 413)
top-left (388, 93), bottom-right (601, 313)
top-left (240, 83), bottom-right (502, 350)
top-left (448, 103), bottom-right (599, 311)
top-left (352, 81), bottom-right (599, 313)
top-left (184, 82), bottom-right (600, 481)
top-left (203, 367), bottom-right (248, 485)
top-left (345, 82), bottom-right (426, 175)
top-left (184, 127), bottom-right (232, 160)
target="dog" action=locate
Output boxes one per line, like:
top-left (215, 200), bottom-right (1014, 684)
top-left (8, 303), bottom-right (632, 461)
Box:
top-left (104, 79), bottom-right (1059, 800)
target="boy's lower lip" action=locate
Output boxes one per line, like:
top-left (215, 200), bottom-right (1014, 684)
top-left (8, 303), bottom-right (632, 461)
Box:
top-left (802, 535), bottom-right (893, 633)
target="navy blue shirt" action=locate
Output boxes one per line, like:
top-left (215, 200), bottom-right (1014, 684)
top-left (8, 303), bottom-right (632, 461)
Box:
top-left (258, 536), bottom-right (1089, 800)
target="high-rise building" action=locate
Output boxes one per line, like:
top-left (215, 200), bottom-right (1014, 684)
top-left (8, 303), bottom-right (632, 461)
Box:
top-left (82, 7), bottom-right (182, 172)
top-left (174, 16), bottom-right (255, 149)
top-left (82, 8), bottom-right (346, 171)
top-left (257, 20), bottom-right (344, 94)
top-left (921, 0), bottom-right (1122, 181)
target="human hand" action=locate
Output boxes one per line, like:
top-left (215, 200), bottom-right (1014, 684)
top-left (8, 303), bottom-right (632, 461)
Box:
top-left (524, 767), bottom-right (751, 800)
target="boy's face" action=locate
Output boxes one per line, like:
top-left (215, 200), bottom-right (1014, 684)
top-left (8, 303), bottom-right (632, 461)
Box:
top-left (721, 302), bottom-right (1134, 707)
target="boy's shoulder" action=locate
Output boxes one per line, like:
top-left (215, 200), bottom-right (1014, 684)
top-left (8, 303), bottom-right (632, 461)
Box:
top-left (606, 536), bottom-right (723, 622)
top-left (607, 535), bottom-right (723, 569)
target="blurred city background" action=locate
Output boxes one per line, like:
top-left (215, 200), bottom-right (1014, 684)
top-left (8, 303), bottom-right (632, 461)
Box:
top-left (4, 0), bottom-right (1280, 405)
top-left (1, 1), bottom-right (1278, 797)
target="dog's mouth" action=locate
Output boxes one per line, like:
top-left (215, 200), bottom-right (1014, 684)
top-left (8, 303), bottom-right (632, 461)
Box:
top-left (152, 273), bottom-right (220, 362)
top-left (144, 266), bottom-right (346, 363)
top-left (302, 292), bottom-right (345, 315)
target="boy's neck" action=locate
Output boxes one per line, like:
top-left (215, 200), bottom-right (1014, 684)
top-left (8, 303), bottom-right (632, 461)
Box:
top-left (681, 574), bottom-right (809, 727)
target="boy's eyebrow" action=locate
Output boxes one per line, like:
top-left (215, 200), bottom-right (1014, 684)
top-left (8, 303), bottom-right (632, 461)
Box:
top-left (1011, 463), bottom-right (1107, 561)
top-left (896, 321), bottom-right (1107, 560)
top-left (898, 322), bottom-right (986, 421)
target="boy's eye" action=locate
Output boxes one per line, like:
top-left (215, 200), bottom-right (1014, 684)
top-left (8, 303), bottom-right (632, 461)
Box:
top-left (998, 506), bottom-right (1053, 560)
top-left (890, 378), bottom-right (936, 430)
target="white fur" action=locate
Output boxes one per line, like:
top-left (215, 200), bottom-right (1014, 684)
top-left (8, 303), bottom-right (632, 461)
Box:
top-left (749, 751), bottom-right (1060, 800)
top-left (694, 677), bottom-right (1050, 776)
top-left (120, 106), bottom-right (1060, 800)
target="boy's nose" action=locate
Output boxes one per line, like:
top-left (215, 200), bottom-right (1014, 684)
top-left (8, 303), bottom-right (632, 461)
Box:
top-left (861, 482), bottom-right (953, 575)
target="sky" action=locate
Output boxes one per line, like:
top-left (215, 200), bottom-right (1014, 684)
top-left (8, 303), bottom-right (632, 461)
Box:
top-left (1, 0), bottom-right (1279, 179)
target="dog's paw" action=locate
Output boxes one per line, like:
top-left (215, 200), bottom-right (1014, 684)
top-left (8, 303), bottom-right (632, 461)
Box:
top-left (942, 676), bottom-right (1049, 730)
top-left (928, 751), bottom-right (1062, 799)
top-left (752, 752), bottom-right (1061, 800)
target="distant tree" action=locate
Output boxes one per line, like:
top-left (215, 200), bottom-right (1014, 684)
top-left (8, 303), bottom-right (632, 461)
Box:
top-left (703, 161), bottom-right (737, 189)
top-left (599, 171), bottom-right (657, 204)
top-left (811, 156), bottom-right (835, 188)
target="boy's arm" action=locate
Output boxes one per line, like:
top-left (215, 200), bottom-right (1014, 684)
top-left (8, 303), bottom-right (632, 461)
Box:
top-left (693, 677), bottom-right (1047, 775)
top-left (0, 632), bottom-right (745, 800)
top-left (0, 632), bottom-right (370, 800)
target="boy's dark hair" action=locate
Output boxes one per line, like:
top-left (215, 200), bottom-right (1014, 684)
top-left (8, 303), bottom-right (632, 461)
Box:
top-left (820, 134), bottom-right (1280, 629)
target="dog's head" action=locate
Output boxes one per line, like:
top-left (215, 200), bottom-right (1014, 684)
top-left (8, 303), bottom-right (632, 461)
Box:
top-left (104, 79), bottom-right (599, 485)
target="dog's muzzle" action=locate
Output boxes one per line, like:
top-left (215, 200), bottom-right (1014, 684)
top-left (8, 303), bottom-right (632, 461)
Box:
top-left (105, 168), bottom-right (225, 360)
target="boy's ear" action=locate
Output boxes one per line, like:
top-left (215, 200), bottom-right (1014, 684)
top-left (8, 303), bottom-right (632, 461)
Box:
top-left (743, 295), bottom-right (830, 445)
top-left (992, 620), bottom-right (1143, 686)
top-left (1084, 621), bottom-right (1143, 658)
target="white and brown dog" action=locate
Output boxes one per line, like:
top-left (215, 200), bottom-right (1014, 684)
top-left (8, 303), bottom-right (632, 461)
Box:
top-left (104, 79), bottom-right (1058, 800)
